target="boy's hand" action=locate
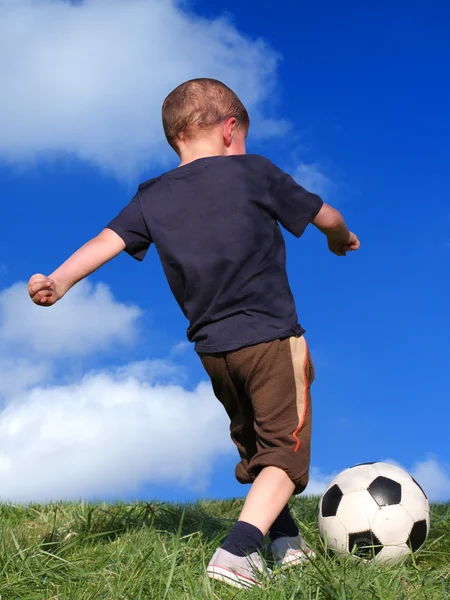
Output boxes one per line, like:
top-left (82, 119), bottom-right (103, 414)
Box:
top-left (313, 205), bottom-right (360, 256)
top-left (28, 274), bottom-right (62, 306)
top-left (27, 229), bottom-right (126, 308)
top-left (327, 232), bottom-right (360, 256)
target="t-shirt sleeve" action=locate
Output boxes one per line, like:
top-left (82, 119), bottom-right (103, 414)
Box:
top-left (106, 192), bottom-right (151, 261)
top-left (268, 161), bottom-right (324, 238)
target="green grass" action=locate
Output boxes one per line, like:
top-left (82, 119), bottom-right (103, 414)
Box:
top-left (0, 497), bottom-right (448, 599)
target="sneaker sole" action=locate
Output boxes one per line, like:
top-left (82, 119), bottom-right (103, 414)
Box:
top-left (207, 565), bottom-right (261, 589)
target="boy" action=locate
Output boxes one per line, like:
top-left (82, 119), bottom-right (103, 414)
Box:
top-left (28, 78), bottom-right (359, 589)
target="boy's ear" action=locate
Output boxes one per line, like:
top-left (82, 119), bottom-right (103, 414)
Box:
top-left (224, 117), bottom-right (237, 147)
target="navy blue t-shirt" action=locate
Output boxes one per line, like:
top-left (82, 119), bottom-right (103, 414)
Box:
top-left (106, 154), bottom-right (323, 353)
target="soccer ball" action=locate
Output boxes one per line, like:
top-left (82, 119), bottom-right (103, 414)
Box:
top-left (318, 462), bottom-right (430, 564)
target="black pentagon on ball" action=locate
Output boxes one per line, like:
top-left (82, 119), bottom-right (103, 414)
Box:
top-left (321, 484), bottom-right (343, 517)
top-left (348, 530), bottom-right (383, 559)
top-left (368, 476), bottom-right (402, 506)
top-left (408, 520), bottom-right (428, 553)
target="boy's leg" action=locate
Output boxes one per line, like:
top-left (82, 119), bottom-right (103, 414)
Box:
top-left (199, 351), bottom-right (266, 558)
top-left (269, 504), bottom-right (299, 541)
top-left (227, 336), bottom-right (314, 549)
top-left (199, 352), bottom-right (271, 586)
top-left (238, 466), bottom-right (294, 535)
top-left (200, 337), bottom-right (313, 570)
top-left (228, 335), bottom-right (314, 494)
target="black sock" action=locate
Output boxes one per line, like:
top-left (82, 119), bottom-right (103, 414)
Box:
top-left (221, 521), bottom-right (264, 557)
top-left (269, 504), bottom-right (299, 542)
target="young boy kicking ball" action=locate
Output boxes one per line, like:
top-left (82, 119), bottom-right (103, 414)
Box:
top-left (28, 78), bottom-right (360, 589)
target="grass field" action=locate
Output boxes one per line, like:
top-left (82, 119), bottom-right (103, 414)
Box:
top-left (0, 497), bottom-right (448, 599)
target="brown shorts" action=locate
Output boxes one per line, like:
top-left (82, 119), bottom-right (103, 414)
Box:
top-left (199, 335), bottom-right (314, 494)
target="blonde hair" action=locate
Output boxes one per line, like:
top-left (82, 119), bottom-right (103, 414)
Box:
top-left (162, 78), bottom-right (249, 154)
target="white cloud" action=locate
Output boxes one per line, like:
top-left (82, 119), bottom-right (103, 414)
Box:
top-left (170, 341), bottom-right (191, 356)
top-left (0, 359), bottom-right (51, 399)
top-left (0, 279), bottom-right (233, 501)
top-left (0, 366), bottom-right (232, 503)
top-left (0, 0), bottom-right (286, 177)
top-left (0, 280), bottom-right (141, 358)
top-left (114, 359), bottom-right (187, 386)
top-left (294, 163), bottom-right (333, 199)
top-left (410, 458), bottom-right (450, 503)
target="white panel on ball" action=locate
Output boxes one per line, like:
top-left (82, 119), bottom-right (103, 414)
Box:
top-left (371, 504), bottom-right (414, 545)
top-left (318, 517), bottom-right (348, 553)
top-left (337, 490), bottom-right (379, 533)
top-left (375, 543), bottom-right (411, 565)
top-left (333, 464), bottom-right (380, 494)
top-left (400, 479), bottom-right (430, 522)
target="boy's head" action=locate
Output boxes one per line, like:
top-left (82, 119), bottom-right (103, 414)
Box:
top-left (162, 78), bottom-right (249, 158)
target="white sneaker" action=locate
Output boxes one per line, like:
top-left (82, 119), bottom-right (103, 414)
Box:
top-left (207, 548), bottom-right (271, 589)
top-left (270, 534), bottom-right (315, 567)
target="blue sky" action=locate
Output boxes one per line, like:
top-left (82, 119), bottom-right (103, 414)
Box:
top-left (0, 0), bottom-right (449, 503)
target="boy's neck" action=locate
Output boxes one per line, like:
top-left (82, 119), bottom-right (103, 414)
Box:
top-left (178, 138), bottom-right (246, 167)
top-left (179, 149), bottom-right (224, 167)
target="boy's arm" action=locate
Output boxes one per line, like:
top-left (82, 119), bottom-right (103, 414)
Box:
top-left (266, 160), bottom-right (359, 254)
top-left (313, 203), bottom-right (360, 256)
top-left (28, 228), bottom-right (125, 306)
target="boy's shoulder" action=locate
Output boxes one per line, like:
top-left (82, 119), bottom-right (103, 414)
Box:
top-left (234, 153), bottom-right (274, 168)
top-left (137, 174), bottom-right (164, 194)
top-left (237, 154), bottom-right (280, 177)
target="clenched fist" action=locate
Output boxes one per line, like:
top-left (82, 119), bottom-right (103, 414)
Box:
top-left (28, 274), bottom-right (61, 307)
top-left (327, 232), bottom-right (360, 256)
